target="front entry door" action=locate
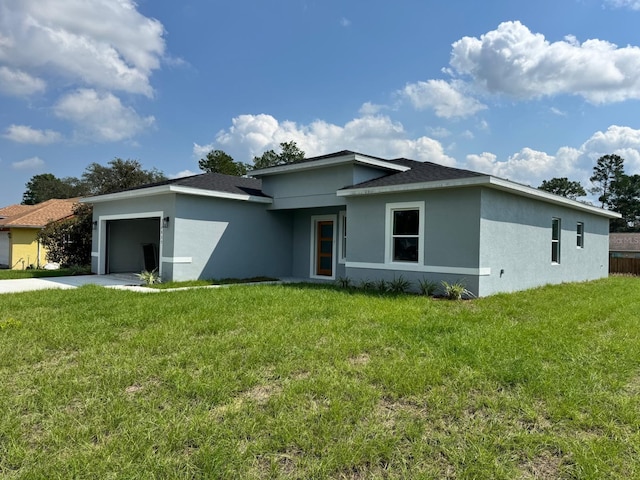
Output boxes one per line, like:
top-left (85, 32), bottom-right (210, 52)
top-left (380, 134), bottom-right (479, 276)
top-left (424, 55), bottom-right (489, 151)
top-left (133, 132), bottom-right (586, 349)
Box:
top-left (316, 220), bottom-right (334, 276)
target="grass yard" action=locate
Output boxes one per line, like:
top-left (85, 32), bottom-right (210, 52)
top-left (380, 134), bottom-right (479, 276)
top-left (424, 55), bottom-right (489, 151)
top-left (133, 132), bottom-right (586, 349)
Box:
top-left (1, 278), bottom-right (639, 479)
top-left (0, 267), bottom-right (90, 280)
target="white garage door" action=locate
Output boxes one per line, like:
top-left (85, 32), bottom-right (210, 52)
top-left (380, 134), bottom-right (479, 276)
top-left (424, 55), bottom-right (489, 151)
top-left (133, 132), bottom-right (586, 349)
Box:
top-left (0, 231), bottom-right (9, 267)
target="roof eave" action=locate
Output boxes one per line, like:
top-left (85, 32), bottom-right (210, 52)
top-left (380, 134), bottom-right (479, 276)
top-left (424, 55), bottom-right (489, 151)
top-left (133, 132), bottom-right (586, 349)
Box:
top-left (338, 175), bottom-right (621, 219)
top-left (80, 184), bottom-right (272, 204)
top-left (250, 153), bottom-right (410, 177)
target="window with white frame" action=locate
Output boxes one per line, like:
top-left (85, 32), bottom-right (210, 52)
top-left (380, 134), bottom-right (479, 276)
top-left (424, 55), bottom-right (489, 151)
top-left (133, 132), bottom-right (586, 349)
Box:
top-left (552, 218), bottom-right (561, 263)
top-left (386, 201), bottom-right (424, 263)
top-left (338, 211), bottom-right (347, 263)
top-left (576, 222), bottom-right (584, 248)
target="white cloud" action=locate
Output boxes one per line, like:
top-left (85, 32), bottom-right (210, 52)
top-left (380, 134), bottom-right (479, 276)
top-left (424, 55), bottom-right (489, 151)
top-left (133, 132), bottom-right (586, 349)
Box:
top-left (0, 66), bottom-right (46, 96)
top-left (550, 107), bottom-right (567, 116)
top-left (450, 21), bottom-right (640, 104)
top-left (12, 156), bottom-right (45, 170)
top-left (0, 0), bottom-right (165, 97)
top-left (427, 127), bottom-right (452, 138)
top-left (54, 89), bottom-right (155, 142)
top-left (605, 0), bottom-right (640, 9)
top-left (339, 17), bottom-right (351, 27)
top-left (4, 125), bottom-right (62, 144)
top-left (195, 113), bottom-right (456, 166)
top-left (463, 125), bottom-right (640, 192)
top-left (400, 79), bottom-right (487, 118)
top-left (171, 169), bottom-right (198, 179)
top-left (359, 102), bottom-right (384, 116)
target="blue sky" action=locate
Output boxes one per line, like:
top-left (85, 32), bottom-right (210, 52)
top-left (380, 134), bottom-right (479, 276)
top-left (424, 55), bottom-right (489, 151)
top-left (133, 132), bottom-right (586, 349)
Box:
top-left (3, 0), bottom-right (640, 206)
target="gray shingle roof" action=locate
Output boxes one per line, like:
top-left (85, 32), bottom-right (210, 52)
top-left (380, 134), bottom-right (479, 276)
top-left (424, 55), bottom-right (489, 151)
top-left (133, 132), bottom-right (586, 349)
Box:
top-left (288, 150), bottom-right (389, 165)
top-left (343, 158), bottom-right (485, 190)
top-left (104, 152), bottom-right (485, 199)
top-left (121, 172), bottom-right (267, 197)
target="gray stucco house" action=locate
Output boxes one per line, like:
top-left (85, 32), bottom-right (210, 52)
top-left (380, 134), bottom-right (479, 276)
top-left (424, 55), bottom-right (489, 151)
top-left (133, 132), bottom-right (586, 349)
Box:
top-left (82, 150), bottom-right (620, 297)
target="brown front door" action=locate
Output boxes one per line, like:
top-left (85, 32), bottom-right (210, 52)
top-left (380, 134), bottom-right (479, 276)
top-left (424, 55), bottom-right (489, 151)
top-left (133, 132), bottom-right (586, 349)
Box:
top-left (316, 221), bottom-right (333, 276)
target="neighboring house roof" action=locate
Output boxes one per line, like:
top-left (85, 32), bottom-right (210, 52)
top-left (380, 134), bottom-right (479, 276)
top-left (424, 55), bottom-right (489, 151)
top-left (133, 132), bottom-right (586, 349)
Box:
top-left (610, 233), bottom-right (640, 252)
top-left (0, 204), bottom-right (33, 219)
top-left (82, 172), bottom-right (270, 204)
top-left (0, 198), bottom-right (78, 228)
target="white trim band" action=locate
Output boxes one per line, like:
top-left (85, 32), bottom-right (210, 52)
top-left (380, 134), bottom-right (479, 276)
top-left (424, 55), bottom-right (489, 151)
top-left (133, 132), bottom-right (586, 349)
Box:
top-left (345, 261), bottom-right (491, 276)
top-left (161, 257), bottom-right (192, 264)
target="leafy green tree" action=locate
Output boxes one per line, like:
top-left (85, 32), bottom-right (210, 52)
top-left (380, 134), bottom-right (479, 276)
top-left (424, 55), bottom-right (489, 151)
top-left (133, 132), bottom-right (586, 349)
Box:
top-left (609, 174), bottom-right (640, 232)
top-left (198, 150), bottom-right (249, 176)
top-left (253, 141), bottom-right (305, 169)
top-left (538, 177), bottom-right (586, 200)
top-left (37, 203), bottom-right (93, 267)
top-left (22, 174), bottom-right (88, 205)
top-left (590, 154), bottom-right (625, 208)
top-left (82, 158), bottom-right (166, 196)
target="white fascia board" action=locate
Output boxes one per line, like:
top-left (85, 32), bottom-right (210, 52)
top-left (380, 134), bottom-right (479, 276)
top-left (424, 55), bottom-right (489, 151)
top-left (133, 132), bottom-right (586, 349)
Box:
top-left (80, 184), bottom-right (272, 204)
top-left (250, 154), bottom-right (409, 177)
top-left (486, 177), bottom-right (621, 218)
top-left (338, 175), bottom-right (621, 219)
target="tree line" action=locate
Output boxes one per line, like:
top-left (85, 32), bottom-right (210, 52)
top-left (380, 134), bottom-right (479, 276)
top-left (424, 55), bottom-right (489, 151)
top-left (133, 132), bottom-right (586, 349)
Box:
top-left (23, 141), bottom-right (305, 205)
top-left (538, 154), bottom-right (639, 232)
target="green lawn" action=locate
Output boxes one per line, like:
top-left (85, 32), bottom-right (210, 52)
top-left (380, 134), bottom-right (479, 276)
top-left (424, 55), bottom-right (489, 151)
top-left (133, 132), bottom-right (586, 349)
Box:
top-left (0, 267), bottom-right (90, 280)
top-left (1, 278), bottom-right (639, 479)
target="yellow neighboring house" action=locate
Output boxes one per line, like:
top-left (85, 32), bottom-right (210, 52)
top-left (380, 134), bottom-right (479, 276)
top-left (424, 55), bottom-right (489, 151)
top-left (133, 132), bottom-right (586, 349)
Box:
top-left (0, 199), bottom-right (78, 270)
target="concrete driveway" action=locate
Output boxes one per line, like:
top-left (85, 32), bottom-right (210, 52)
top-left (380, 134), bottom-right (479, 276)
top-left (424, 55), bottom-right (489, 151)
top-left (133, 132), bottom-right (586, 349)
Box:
top-left (0, 274), bottom-right (144, 294)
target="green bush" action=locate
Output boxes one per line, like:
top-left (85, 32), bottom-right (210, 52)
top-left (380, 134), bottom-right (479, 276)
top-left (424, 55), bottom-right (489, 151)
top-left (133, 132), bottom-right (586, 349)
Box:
top-left (136, 269), bottom-right (161, 285)
top-left (387, 275), bottom-right (411, 294)
top-left (441, 280), bottom-right (474, 300)
top-left (418, 278), bottom-right (439, 296)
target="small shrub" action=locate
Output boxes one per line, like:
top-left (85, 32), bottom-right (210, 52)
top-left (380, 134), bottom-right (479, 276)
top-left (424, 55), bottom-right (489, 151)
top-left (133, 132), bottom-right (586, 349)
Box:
top-left (418, 278), bottom-right (439, 296)
top-left (441, 280), bottom-right (474, 300)
top-left (336, 276), bottom-right (352, 289)
top-left (136, 269), bottom-right (161, 285)
top-left (358, 279), bottom-right (375, 290)
top-left (374, 279), bottom-right (388, 293)
top-left (387, 275), bottom-right (411, 294)
top-left (67, 264), bottom-right (90, 275)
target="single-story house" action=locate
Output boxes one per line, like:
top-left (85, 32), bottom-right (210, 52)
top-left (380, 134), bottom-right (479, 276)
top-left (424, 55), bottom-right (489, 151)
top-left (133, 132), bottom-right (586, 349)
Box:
top-left (0, 198), bottom-right (78, 269)
top-left (82, 150), bottom-right (620, 297)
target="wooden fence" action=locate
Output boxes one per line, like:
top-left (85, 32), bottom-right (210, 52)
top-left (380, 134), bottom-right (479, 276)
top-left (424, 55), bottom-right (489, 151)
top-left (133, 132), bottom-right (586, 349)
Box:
top-left (609, 257), bottom-right (640, 275)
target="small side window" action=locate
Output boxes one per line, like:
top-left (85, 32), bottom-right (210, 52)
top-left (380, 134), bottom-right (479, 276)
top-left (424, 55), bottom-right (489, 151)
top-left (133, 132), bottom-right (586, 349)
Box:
top-left (552, 218), bottom-right (561, 263)
top-left (576, 222), bottom-right (584, 248)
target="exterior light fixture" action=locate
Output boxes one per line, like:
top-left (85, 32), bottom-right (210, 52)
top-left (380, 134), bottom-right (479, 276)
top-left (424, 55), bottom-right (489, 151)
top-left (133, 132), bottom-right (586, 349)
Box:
top-left (92, 221), bottom-right (98, 230)
top-left (162, 216), bottom-right (170, 229)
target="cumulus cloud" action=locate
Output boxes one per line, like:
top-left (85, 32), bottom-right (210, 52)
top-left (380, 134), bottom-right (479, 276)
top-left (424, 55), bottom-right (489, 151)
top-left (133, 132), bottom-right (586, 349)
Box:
top-left (400, 79), bottom-right (487, 118)
top-left (450, 21), bottom-right (640, 104)
top-left (54, 89), bottom-right (155, 142)
top-left (12, 156), bottom-right (45, 170)
top-left (0, 0), bottom-right (165, 97)
top-left (171, 169), bottom-right (198, 179)
top-left (464, 125), bottom-right (640, 191)
top-left (194, 113), bottom-right (456, 166)
top-left (0, 66), bottom-right (46, 96)
top-left (4, 125), bottom-right (62, 144)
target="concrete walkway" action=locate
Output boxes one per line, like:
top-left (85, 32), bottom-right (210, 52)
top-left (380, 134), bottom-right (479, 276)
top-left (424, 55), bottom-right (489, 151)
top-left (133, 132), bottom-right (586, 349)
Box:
top-left (0, 273), bottom-right (144, 294)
